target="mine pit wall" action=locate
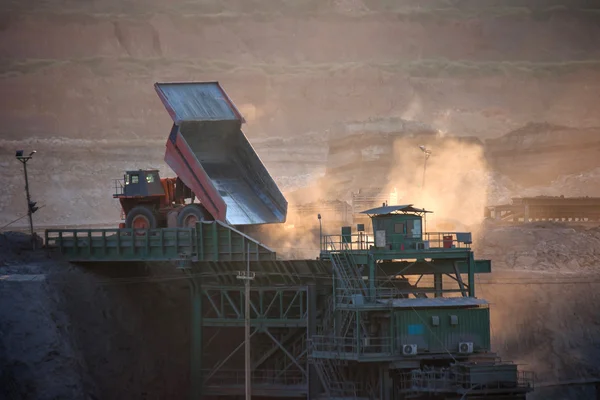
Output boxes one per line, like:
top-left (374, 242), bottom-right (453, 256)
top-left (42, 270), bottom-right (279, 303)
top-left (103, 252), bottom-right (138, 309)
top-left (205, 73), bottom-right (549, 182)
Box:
top-left (322, 130), bottom-right (485, 202)
top-left (484, 125), bottom-right (600, 188)
top-left (320, 123), bottom-right (600, 207)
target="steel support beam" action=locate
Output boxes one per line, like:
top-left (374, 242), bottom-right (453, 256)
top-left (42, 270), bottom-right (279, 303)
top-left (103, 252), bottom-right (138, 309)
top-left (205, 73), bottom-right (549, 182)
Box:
top-left (368, 256), bottom-right (376, 300)
top-left (201, 286), bottom-right (309, 327)
top-left (468, 252), bottom-right (475, 297)
top-left (203, 328), bottom-right (259, 383)
top-left (263, 328), bottom-right (307, 377)
top-left (252, 328), bottom-right (300, 370)
top-left (434, 274), bottom-right (442, 298)
top-left (188, 274), bottom-right (203, 400)
top-left (452, 261), bottom-right (468, 297)
top-left (308, 284), bottom-right (319, 399)
top-left (377, 259), bottom-right (490, 275)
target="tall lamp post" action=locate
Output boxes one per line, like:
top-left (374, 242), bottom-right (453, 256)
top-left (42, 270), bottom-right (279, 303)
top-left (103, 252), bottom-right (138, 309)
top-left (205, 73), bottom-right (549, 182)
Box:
top-left (318, 213), bottom-right (322, 252)
top-left (418, 145), bottom-right (432, 190)
top-left (15, 150), bottom-right (38, 249)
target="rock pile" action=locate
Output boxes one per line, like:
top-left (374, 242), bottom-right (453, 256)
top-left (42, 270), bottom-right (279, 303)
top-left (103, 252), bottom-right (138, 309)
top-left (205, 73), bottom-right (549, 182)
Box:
top-left (476, 221), bottom-right (600, 272)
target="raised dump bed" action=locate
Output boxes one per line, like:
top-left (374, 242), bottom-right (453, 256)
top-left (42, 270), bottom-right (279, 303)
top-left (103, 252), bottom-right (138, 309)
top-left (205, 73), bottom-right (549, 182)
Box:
top-left (155, 82), bottom-right (287, 226)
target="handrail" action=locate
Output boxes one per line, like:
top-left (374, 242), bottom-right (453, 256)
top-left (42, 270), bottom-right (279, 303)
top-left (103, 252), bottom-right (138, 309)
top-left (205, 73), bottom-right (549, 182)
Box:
top-left (321, 231), bottom-right (472, 253)
top-left (113, 178), bottom-right (125, 197)
top-left (202, 369), bottom-right (306, 386)
top-left (332, 284), bottom-right (469, 305)
top-left (310, 335), bottom-right (395, 355)
top-left (398, 369), bottom-right (534, 393)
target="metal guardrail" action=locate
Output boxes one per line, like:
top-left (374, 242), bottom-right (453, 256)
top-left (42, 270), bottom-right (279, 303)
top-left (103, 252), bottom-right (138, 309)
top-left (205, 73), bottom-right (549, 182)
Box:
top-left (310, 336), bottom-right (395, 356)
top-left (202, 369), bottom-right (306, 386)
top-left (45, 228), bottom-right (195, 261)
top-left (331, 286), bottom-right (465, 305)
top-left (45, 221), bottom-right (278, 262)
top-left (398, 369), bottom-right (534, 394)
top-left (113, 178), bottom-right (125, 197)
top-left (320, 232), bottom-right (472, 253)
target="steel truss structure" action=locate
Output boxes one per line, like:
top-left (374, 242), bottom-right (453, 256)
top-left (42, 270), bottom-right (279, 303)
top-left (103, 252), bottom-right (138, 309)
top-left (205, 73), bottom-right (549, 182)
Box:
top-left (47, 218), bottom-right (534, 399)
top-left (306, 229), bottom-right (534, 400)
top-left (182, 259), bottom-right (328, 399)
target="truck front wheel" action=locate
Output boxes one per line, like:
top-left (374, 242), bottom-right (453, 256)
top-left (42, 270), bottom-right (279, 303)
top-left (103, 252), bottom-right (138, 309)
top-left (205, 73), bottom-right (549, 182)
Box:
top-left (125, 205), bottom-right (158, 230)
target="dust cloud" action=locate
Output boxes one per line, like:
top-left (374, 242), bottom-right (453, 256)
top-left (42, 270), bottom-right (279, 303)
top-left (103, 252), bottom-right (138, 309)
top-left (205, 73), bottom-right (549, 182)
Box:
top-left (243, 185), bottom-right (331, 260)
top-left (238, 103), bottom-right (263, 123)
top-left (382, 136), bottom-right (489, 232)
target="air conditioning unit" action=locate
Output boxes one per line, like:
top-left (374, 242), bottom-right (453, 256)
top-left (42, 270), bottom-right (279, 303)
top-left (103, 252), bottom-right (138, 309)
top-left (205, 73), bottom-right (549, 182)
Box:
top-left (458, 342), bottom-right (473, 354)
top-left (402, 344), bottom-right (418, 356)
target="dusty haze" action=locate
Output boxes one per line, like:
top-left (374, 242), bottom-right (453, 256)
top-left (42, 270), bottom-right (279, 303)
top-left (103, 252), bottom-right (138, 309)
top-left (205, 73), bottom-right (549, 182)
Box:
top-left (383, 136), bottom-right (488, 231)
top-left (2, 1), bottom-right (600, 399)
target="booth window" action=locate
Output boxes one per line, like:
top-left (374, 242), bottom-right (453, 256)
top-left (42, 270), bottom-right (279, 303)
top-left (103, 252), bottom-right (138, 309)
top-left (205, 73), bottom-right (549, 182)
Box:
top-left (394, 223), bottom-right (405, 234)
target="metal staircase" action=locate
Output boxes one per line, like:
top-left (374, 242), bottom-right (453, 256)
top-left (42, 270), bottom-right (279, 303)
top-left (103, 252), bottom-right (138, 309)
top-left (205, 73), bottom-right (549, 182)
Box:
top-left (309, 238), bottom-right (372, 398)
top-left (327, 237), bottom-right (368, 303)
top-left (312, 357), bottom-right (359, 398)
top-left (326, 238), bottom-right (370, 340)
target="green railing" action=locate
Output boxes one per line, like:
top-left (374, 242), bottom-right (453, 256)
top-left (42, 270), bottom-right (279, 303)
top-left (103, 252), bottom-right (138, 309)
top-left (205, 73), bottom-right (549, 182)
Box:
top-left (320, 232), bottom-right (472, 254)
top-left (331, 283), bottom-right (468, 306)
top-left (45, 228), bottom-right (195, 261)
top-left (45, 221), bottom-right (278, 262)
top-left (203, 369), bottom-right (306, 386)
top-left (309, 336), bottom-right (395, 359)
top-left (398, 368), bottom-right (534, 394)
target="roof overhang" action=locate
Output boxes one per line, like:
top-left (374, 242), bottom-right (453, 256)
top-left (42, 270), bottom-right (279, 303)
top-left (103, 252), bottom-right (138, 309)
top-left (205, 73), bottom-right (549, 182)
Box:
top-left (360, 204), bottom-right (433, 217)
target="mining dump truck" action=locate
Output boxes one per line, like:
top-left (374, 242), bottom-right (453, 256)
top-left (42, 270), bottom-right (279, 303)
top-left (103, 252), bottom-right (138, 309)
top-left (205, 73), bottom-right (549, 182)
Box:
top-left (113, 82), bottom-right (288, 229)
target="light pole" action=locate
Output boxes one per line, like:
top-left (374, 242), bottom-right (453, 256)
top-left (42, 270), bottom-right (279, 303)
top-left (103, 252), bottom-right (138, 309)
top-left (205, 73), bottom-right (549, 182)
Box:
top-left (15, 150), bottom-right (38, 249)
top-left (318, 213), bottom-right (322, 252)
top-left (237, 244), bottom-right (255, 400)
top-left (418, 145), bottom-right (432, 190)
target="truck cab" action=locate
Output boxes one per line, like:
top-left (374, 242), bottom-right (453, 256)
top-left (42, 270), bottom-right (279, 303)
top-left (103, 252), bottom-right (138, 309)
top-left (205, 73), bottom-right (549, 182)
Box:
top-left (120, 170), bottom-right (165, 198)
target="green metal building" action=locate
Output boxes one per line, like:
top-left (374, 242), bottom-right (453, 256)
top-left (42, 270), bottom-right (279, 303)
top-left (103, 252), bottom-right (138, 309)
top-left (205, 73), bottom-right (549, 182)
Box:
top-left (311, 204), bottom-right (533, 399)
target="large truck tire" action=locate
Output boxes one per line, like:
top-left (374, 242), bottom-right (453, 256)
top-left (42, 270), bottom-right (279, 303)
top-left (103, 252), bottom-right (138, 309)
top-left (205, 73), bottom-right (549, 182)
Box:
top-left (125, 205), bottom-right (158, 230)
top-left (177, 204), bottom-right (209, 227)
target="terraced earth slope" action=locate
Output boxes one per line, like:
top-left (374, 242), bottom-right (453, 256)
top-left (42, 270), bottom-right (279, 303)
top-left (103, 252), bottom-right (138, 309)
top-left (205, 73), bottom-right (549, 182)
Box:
top-left (2, 0), bottom-right (600, 227)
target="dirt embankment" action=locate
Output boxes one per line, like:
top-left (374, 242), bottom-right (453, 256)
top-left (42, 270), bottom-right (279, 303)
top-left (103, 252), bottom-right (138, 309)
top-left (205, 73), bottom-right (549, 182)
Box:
top-left (476, 221), bottom-right (600, 272)
top-left (315, 120), bottom-right (600, 210)
top-left (2, 5), bottom-right (600, 144)
top-left (475, 222), bottom-right (600, 399)
top-left (0, 233), bottom-right (191, 400)
top-left (485, 123), bottom-right (600, 188)
top-left (2, 4), bottom-right (600, 227)
top-left (486, 274), bottom-right (600, 400)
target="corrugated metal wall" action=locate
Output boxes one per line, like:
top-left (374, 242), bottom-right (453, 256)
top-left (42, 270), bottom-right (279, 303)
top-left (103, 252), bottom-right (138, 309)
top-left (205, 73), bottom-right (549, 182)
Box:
top-left (393, 307), bottom-right (490, 353)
